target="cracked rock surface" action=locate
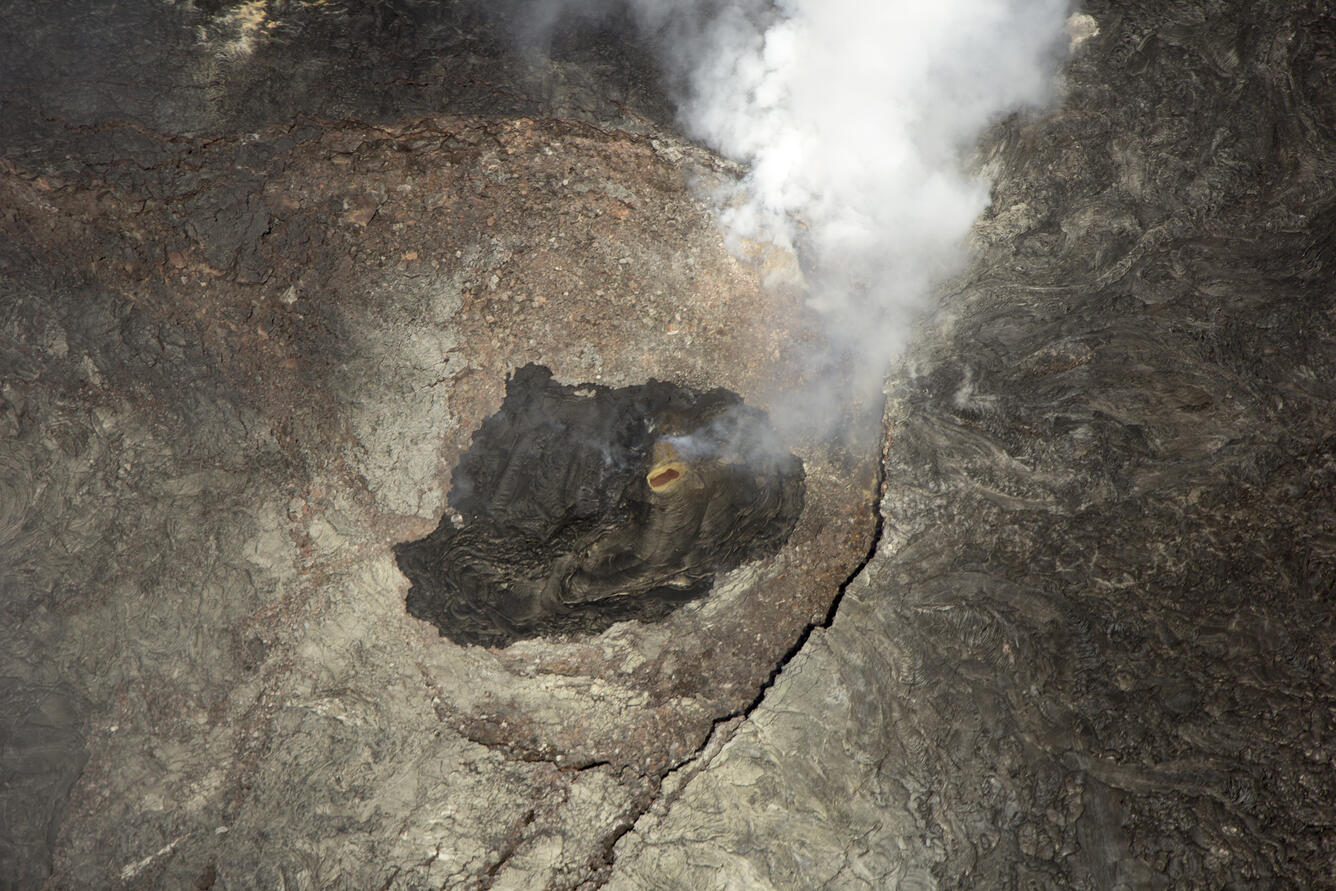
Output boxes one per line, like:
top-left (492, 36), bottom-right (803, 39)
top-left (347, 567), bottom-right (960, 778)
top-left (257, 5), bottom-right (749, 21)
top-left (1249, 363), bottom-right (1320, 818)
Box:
top-left (0, 2), bottom-right (874, 888)
top-left (606, 2), bottom-right (1336, 887)
top-left (3, 1), bottom-right (1336, 889)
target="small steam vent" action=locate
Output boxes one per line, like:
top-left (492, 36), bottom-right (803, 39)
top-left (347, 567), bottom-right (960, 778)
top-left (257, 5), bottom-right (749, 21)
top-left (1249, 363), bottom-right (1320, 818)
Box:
top-left (395, 364), bottom-right (805, 647)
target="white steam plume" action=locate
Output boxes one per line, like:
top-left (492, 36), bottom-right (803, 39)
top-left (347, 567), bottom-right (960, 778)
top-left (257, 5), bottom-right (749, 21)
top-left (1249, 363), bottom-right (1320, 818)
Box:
top-left (494, 0), bottom-right (1069, 431)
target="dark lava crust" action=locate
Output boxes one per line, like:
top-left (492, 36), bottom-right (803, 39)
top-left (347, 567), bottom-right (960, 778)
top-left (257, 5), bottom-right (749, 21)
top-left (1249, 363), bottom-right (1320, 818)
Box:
top-left (396, 365), bottom-right (805, 646)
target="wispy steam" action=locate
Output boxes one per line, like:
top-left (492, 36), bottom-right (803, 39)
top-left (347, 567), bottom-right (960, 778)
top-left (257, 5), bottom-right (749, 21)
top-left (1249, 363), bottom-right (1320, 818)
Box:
top-left (492, 0), bottom-right (1068, 431)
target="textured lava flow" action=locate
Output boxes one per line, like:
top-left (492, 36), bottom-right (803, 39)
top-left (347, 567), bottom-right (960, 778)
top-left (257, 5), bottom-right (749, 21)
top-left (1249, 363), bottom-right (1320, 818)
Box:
top-left (395, 364), bottom-right (805, 646)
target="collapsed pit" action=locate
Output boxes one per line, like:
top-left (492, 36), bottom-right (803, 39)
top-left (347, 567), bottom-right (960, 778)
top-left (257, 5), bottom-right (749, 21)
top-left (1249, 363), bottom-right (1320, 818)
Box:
top-left (395, 364), bottom-right (805, 647)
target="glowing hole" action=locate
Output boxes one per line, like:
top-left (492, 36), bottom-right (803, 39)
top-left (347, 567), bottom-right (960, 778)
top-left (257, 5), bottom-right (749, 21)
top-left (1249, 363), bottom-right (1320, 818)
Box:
top-left (649, 468), bottom-right (681, 488)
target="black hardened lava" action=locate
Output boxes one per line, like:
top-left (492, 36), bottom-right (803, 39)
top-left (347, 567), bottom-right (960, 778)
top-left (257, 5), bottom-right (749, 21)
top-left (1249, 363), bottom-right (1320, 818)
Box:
top-left (395, 365), bottom-right (805, 646)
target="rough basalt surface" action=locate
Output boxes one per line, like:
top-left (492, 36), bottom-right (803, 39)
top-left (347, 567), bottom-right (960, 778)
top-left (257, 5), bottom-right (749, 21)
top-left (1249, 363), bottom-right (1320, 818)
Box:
top-left (0, 2), bottom-right (876, 887)
top-left (607, 2), bottom-right (1336, 887)
top-left (2, 0), bottom-right (1335, 889)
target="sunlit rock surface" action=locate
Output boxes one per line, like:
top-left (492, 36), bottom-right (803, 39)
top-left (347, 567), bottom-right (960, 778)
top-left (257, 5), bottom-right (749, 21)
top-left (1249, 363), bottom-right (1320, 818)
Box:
top-left (1, 1), bottom-right (1334, 889)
